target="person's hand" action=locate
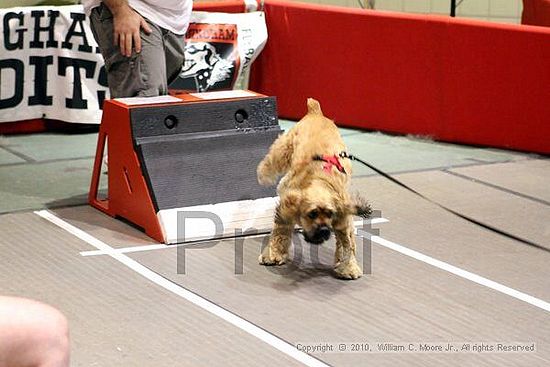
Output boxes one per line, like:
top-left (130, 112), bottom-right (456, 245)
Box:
top-left (110, 4), bottom-right (152, 57)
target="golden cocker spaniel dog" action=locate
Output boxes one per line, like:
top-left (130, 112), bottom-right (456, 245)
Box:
top-left (257, 98), bottom-right (371, 279)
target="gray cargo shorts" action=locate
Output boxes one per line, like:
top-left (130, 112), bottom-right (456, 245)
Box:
top-left (89, 3), bottom-right (186, 98)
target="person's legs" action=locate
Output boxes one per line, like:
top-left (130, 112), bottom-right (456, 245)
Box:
top-left (163, 31), bottom-right (186, 85)
top-left (0, 297), bottom-right (70, 367)
top-left (89, 3), bottom-right (168, 98)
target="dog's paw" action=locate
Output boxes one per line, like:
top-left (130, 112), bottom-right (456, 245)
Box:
top-left (334, 260), bottom-right (362, 280)
top-left (258, 250), bottom-right (288, 266)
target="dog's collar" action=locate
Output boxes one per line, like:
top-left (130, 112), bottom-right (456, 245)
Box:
top-left (312, 152), bottom-right (348, 174)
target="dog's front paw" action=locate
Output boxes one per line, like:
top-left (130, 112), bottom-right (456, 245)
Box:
top-left (334, 260), bottom-right (362, 280)
top-left (259, 249), bottom-right (289, 266)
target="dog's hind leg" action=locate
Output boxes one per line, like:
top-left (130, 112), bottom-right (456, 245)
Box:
top-left (259, 222), bottom-right (293, 266)
top-left (334, 225), bottom-right (362, 280)
top-left (257, 130), bottom-right (296, 186)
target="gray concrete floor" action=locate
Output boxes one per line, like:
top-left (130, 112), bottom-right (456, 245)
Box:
top-left (1, 120), bottom-right (549, 366)
top-left (0, 120), bottom-right (535, 213)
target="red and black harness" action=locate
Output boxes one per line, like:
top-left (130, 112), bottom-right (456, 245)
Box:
top-left (312, 151), bottom-right (353, 174)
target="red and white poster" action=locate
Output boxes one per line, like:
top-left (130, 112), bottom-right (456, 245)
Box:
top-left (171, 11), bottom-right (267, 92)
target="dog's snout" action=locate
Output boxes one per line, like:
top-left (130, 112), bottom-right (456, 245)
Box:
top-left (302, 225), bottom-right (332, 244)
top-left (318, 226), bottom-right (331, 240)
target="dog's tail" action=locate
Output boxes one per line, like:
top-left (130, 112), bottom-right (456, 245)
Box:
top-left (307, 98), bottom-right (323, 115)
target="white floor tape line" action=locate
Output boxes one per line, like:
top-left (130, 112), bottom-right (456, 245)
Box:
top-left (80, 243), bottom-right (168, 257)
top-left (79, 218), bottom-right (390, 257)
top-left (34, 210), bottom-right (331, 367)
top-left (356, 229), bottom-right (550, 313)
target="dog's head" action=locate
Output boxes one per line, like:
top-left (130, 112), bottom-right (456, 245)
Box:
top-left (277, 185), bottom-right (372, 245)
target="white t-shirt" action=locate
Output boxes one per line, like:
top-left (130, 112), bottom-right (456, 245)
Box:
top-left (82, 0), bottom-right (192, 35)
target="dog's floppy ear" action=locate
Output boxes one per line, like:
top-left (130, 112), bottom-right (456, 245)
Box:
top-left (345, 194), bottom-right (372, 218)
top-left (275, 190), bottom-right (302, 224)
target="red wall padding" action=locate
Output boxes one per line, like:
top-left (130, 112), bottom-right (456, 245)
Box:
top-left (522, 0), bottom-right (550, 27)
top-left (250, 0), bottom-right (550, 154)
top-left (193, 0), bottom-right (246, 13)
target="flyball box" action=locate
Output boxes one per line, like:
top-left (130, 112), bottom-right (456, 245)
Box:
top-left (89, 90), bottom-right (281, 244)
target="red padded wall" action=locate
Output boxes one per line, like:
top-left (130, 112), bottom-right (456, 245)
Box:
top-left (250, 0), bottom-right (550, 154)
top-left (193, 0), bottom-right (246, 13)
top-left (522, 0), bottom-right (550, 27)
